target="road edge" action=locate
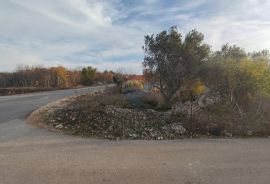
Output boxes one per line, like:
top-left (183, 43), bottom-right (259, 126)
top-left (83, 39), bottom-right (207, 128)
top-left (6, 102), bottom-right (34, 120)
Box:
top-left (26, 96), bottom-right (76, 132)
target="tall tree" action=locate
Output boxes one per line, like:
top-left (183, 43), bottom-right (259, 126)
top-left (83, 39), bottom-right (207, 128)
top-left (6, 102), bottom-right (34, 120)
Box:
top-left (81, 66), bottom-right (97, 86)
top-left (143, 26), bottom-right (210, 104)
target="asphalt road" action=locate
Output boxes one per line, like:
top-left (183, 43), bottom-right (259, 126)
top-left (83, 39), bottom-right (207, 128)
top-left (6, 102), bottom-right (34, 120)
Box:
top-left (0, 86), bottom-right (270, 184)
top-left (0, 86), bottom-right (108, 123)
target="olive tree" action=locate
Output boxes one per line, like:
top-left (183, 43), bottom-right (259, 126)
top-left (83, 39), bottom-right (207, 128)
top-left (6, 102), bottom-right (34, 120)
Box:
top-left (143, 26), bottom-right (210, 104)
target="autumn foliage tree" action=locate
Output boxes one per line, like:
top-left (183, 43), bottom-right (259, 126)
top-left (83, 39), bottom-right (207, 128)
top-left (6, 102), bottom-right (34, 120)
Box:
top-left (95, 70), bottom-right (114, 84)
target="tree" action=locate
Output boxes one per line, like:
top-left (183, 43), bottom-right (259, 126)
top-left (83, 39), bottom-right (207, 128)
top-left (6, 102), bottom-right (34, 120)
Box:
top-left (95, 70), bottom-right (114, 84)
top-left (249, 49), bottom-right (270, 62)
top-left (52, 66), bottom-right (68, 88)
top-left (143, 26), bottom-right (210, 104)
top-left (81, 66), bottom-right (97, 86)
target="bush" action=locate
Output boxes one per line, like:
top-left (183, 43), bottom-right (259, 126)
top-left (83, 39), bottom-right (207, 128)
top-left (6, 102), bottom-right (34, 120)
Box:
top-left (141, 93), bottom-right (170, 111)
top-left (113, 73), bottom-right (125, 85)
top-left (121, 80), bottom-right (144, 94)
top-left (123, 92), bottom-right (170, 111)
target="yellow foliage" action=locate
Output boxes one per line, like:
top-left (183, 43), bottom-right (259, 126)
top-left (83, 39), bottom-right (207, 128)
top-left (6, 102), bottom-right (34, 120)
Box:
top-left (182, 80), bottom-right (206, 95)
top-left (121, 80), bottom-right (144, 93)
top-left (193, 82), bottom-right (206, 95)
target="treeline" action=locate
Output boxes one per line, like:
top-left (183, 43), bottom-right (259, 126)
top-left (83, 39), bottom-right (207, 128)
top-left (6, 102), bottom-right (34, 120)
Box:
top-left (0, 66), bottom-right (115, 88)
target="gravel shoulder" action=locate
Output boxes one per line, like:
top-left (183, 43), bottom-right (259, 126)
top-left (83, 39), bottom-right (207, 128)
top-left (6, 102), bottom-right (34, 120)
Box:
top-left (26, 96), bottom-right (76, 131)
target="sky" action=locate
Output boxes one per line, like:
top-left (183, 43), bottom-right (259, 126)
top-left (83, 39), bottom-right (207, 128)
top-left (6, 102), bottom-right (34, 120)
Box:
top-left (1, 0), bottom-right (270, 74)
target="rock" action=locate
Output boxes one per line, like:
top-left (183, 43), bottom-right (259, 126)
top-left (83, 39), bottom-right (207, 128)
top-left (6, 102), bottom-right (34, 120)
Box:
top-left (198, 93), bottom-right (220, 107)
top-left (246, 130), bottom-right (253, 136)
top-left (173, 102), bottom-right (183, 112)
top-left (171, 123), bottom-right (186, 135)
top-left (222, 130), bottom-right (233, 137)
top-left (50, 119), bottom-right (56, 123)
top-left (173, 101), bottom-right (200, 115)
top-left (225, 132), bottom-right (233, 138)
top-left (55, 124), bottom-right (63, 129)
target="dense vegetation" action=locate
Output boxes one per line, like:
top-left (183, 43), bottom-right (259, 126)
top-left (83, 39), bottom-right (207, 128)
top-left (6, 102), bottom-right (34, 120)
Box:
top-left (144, 27), bottom-right (270, 107)
top-left (143, 26), bottom-right (270, 136)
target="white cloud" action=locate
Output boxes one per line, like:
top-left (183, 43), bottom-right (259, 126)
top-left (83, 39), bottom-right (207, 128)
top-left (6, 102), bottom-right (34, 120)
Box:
top-left (180, 0), bottom-right (270, 51)
top-left (0, 0), bottom-right (270, 74)
top-left (0, 47), bottom-right (41, 71)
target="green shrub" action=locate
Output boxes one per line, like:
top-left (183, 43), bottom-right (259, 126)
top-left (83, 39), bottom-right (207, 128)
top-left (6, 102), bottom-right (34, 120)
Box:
top-left (121, 80), bottom-right (144, 94)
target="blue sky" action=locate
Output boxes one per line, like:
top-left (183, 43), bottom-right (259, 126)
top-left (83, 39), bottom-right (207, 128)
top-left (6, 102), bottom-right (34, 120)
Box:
top-left (1, 0), bottom-right (270, 73)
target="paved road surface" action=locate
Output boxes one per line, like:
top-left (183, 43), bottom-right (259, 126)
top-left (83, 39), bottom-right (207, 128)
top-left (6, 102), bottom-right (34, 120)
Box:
top-left (0, 86), bottom-right (270, 184)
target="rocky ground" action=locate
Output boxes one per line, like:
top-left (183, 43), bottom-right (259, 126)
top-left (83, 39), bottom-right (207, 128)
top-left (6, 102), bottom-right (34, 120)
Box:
top-left (43, 92), bottom-right (186, 140)
top-left (33, 86), bottom-right (270, 140)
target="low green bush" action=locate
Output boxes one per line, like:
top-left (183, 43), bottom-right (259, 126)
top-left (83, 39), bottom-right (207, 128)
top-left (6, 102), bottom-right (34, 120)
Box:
top-left (121, 80), bottom-right (144, 94)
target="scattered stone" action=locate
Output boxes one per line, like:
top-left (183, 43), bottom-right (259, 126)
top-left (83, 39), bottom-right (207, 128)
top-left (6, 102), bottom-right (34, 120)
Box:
top-left (247, 130), bottom-right (253, 136)
top-left (45, 100), bottom-right (186, 140)
top-left (225, 132), bottom-right (233, 138)
top-left (171, 123), bottom-right (186, 135)
top-left (55, 124), bottom-right (63, 129)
